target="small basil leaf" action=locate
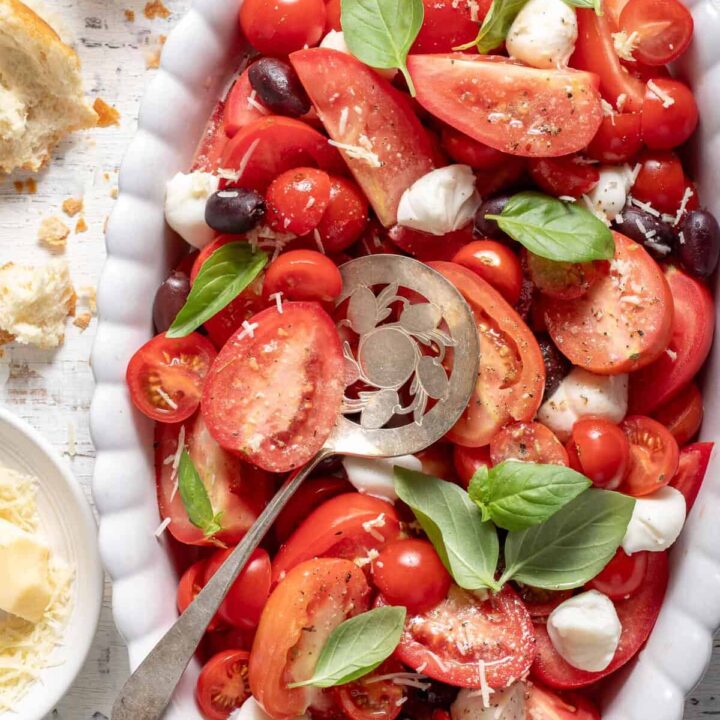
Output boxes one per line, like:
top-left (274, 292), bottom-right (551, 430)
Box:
top-left (481, 461), bottom-right (591, 532)
top-left (500, 489), bottom-right (635, 590)
top-left (485, 191), bottom-right (615, 262)
top-left (394, 467), bottom-right (500, 591)
top-left (288, 606), bottom-right (406, 688)
top-left (563, 0), bottom-right (603, 12)
top-left (166, 242), bottom-right (267, 338)
top-left (341, 0), bottom-right (424, 95)
top-left (178, 450), bottom-right (222, 538)
top-left (467, 465), bottom-right (491, 522)
top-left (454, 0), bottom-right (528, 53)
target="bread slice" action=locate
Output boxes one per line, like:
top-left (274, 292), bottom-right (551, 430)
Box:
top-left (0, 0), bottom-right (97, 173)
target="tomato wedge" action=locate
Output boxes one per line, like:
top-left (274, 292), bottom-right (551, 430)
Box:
top-left (652, 382), bottom-right (704, 446)
top-left (670, 442), bottom-right (714, 512)
top-left (224, 68), bottom-right (268, 138)
top-left (526, 684), bottom-right (600, 720)
top-left (387, 584), bottom-right (536, 688)
top-left (202, 302), bottom-right (345, 472)
top-left (290, 48), bottom-right (436, 227)
top-left (490, 421), bottom-right (568, 466)
top-left (408, 54), bottom-right (603, 157)
top-left (629, 266), bottom-right (714, 415)
top-left (332, 660), bottom-right (406, 720)
top-left (432, 262), bottom-right (545, 447)
top-left (532, 551), bottom-right (669, 688)
top-left (155, 414), bottom-right (273, 546)
top-left (249, 558), bottom-right (369, 719)
top-left (543, 233), bottom-right (673, 374)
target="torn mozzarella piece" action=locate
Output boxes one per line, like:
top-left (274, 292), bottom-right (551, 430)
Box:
top-left (622, 485), bottom-right (686, 554)
top-left (342, 455), bottom-right (421, 502)
top-left (583, 165), bottom-right (635, 223)
top-left (320, 31), bottom-right (396, 80)
top-left (451, 683), bottom-right (527, 719)
top-left (165, 171), bottom-right (219, 249)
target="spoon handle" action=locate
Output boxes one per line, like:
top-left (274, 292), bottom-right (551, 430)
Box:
top-left (112, 450), bottom-right (328, 720)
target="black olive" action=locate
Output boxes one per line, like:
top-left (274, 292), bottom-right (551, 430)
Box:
top-left (205, 188), bottom-right (265, 234)
top-left (474, 194), bottom-right (513, 243)
top-left (677, 209), bottom-right (720, 279)
top-left (153, 270), bottom-right (190, 333)
top-left (537, 333), bottom-right (570, 401)
top-left (613, 206), bottom-right (675, 260)
top-left (248, 58), bottom-right (311, 118)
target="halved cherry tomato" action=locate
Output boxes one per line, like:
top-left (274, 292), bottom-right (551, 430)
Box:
top-left (127, 332), bottom-right (216, 423)
top-left (629, 266), bottom-right (714, 414)
top-left (618, 0), bottom-right (693, 66)
top-left (452, 444), bottom-right (491, 488)
top-left (388, 226), bottom-right (473, 263)
top-left (490, 421), bottom-right (568, 466)
top-left (451, 241), bottom-right (523, 305)
top-left (333, 660), bottom-right (406, 720)
top-left (641, 79), bottom-right (698, 150)
top-left (156, 414), bottom-right (273, 546)
top-left (316, 176), bottom-right (369, 253)
top-left (525, 252), bottom-right (607, 301)
top-left (272, 493), bottom-right (401, 582)
top-left (202, 302), bottom-right (345, 472)
top-left (532, 550), bottom-right (669, 689)
top-left (670, 442), bottom-right (714, 512)
top-left (586, 548), bottom-right (649, 601)
top-left (387, 584), bottom-right (536, 688)
top-left (517, 586), bottom-right (573, 618)
top-left (526, 683), bottom-right (600, 720)
top-left (263, 250), bottom-right (342, 302)
top-left (266, 168), bottom-right (332, 235)
top-left (619, 415), bottom-right (680, 496)
top-left (291, 48), bottom-right (436, 226)
top-left (653, 383), bottom-right (704, 446)
top-left (412, 0), bottom-right (487, 52)
top-left (631, 151), bottom-right (686, 214)
top-left (408, 55), bottom-right (603, 157)
top-left (543, 233), bottom-right (673, 374)
top-left (178, 559), bottom-right (223, 632)
top-left (432, 262), bottom-right (545, 447)
top-left (440, 125), bottom-right (509, 170)
top-left (249, 558), bottom-right (369, 719)
top-left (567, 417), bottom-right (630, 489)
top-left (196, 650), bottom-right (251, 720)
top-left (224, 68), bottom-right (268, 139)
top-left (587, 112), bottom-right (643, 163)
top-left (529, 156), bottom-right (599, 199)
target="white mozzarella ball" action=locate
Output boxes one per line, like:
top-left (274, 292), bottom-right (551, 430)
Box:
top-left (583, 165), bottom-right (635, 222)
top-left (622, 485), bottom-right (687, 554)
top-left (320, 31), bottom-right (396, 80)
top-left (164, 171), bottom-right (218, 249)
top-left (451, 684), bottom-right (527, 720)
top-left (342, 454), bottom-right (421, 502)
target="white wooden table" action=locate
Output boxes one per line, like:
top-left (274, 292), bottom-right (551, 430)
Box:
top-left (0, 1), bottom-right (716, 717)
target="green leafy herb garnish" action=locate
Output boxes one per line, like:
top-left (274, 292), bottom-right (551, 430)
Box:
top-left (177, 449), bottom-right (222, 539)
top-left (563, 0), bottom-right (603, 13)
top-left (454, 0), bottom-right (528, 53)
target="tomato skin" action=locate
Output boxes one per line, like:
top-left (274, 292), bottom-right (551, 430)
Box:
top-left (451, 241), bottom-right (523, 305)
top-left (632, 151), bottom-right (686, 214)
top-left (587, 112), bottom-right (643, 163)
top-left (490, 421), bottom-right (568, 466)
top-left (193, 100), bottom-right (229, 172)
top-left (196, 650), bottom-right (251, 720)
top-left (250, 559), bottom-right (370, 719)
top-left (372, 539), bottom-right (452, 614)
top-left (452, 444), bottom-right (491, 488)
top-left (440, 125), bottom-right (508, 170)
top-left (652, 383), bottom-right (704, 447)
top-left (239, 0), bottom-right (326, 56)
top-left (568, 418), bottom-right (630, 490)
top-left (670, 442), bottom-right (713, 512)
top-left (333, 661), bottom-right (406, 720)
top-left (532, 551), bottom-right (669, 689)
top-left (526, 684), bottom-right (600, 720)
top-left (263, 250), bottom-right (342, 302)
top-left (525, 252), bottom-right (607, 301)
top-left (224, 69), bottom-right (268, 138)
top-left (316, 177), bottom-right (369, 253)
top-left (432, 261), bottom-right (545, 448)
top-left (266, 168), bottom-right (332, 235)
top-left (272, 493), bottom-right (401, 583)
top-left (324, 0), bottom-right (341, 30)
top-left (388, 225), bottom-right (473, 263)
top-left (412, 0), bottom-right (487, 52)
top-left (178, 560), bottom-right (222, 632)
top-left (586, 548), bottom-right (649, 601)
top-left (528, 156), bottom-right (599, 199)
top-left (641, 79), bottom-right (698, 150)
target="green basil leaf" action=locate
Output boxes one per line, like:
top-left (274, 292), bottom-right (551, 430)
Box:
top-left (341, 0), bottom-right (424, 95)
top-left (178, 449), bottom-right (222, 538)
top-left (563, 0), bottom-right (603, 13)
top-left (500, 489), bottom-right (635, 590)
top-left (480, 461), bottom-right (591, 532)
top-left (288, 606), bottom-right (406, 688)
top-left (454, 0), bottom-right (528, 53)
top-left (467, 465), bottom-right (491, 522)
top-left (166, 242), bottom-right (267, 338)
top-left (394, 467), bottom-right (500, 591)
top-left (486, 191), bottom-right (615, 262)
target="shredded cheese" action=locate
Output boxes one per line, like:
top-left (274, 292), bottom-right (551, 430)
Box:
top-left (361, 512), bottom-right (386, 541)
top-left (328, 139), bottom-right (381, 168)
top-left (235, 138), bottom-right (261, 180)
top-left (154, 517), bottom-right (172, 538)
top-left (269, 291), bottom-right (284, 314)
top-left (338, 107), bottom-right (350, 136)
top-left (612, 30), bottom-right (639, 61)
top-left (630, 196), bottom-right (661, 217)
top-left (673, 185), bottom-right (695, 226)
top-left (247, 90), bottom-right (269, 115)
top-left (313, 228), bottom-right (326, 254)
top-left (647, 79), bottom-right (675, 108)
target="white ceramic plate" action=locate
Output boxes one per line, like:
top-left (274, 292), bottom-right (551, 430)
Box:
top-left (0, 408), bottom-right (103, 720)
top-left (91, 1), bottom-right (720, 717)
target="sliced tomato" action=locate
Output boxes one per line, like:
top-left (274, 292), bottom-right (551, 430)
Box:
top-left (532, 551), bottom-right (669, 689)
top-left (193, 100), bottom-right (229, 172)
top-left (586, 548), bottom-right (649, 601)
top-left (249, 558), bottom-right (369, 719)
top-left (629, 266), bottom-right (714, 414)
top-left (224, 68), bottom-right (269, 138)
top-left (670, 442), bottom-right (714, 512)
top-left (490, 421), bottom-right (568, 466)
top-left (155, 413), bottom-right (273, 546)
top-left (202, 302), bottom-right (345, 472)
top-left (332, 660), bottom-right (405, 720)
top-left (526, 684), bottom-right (600, 720)
top-left (219, 116), bottom-right (345, 192)
top-left (387, 584), bottom-right (535, 688)
top-left (290, 48), bottom-right (436, 227)
top-left (543, 233), bottom-right (673, 374)
top-left (652, 383), bottom-right (704, 447)
top-left (408, 54), bottom-right (603, 157)
top-left (388, 225), bottom-right (474, 262)
top-left (412, 0), bottom-right (488, 52)
top-left (432, 262), bottom-right (545, 447)
top-left (196, 650), bottom-right (251, 720)
top-left (272, 493), bottom-right (401, 583)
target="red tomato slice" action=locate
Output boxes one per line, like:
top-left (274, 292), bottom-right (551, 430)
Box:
top-left (196, 650), bottom-right (251, 720)
top-left (412, 0), bottom-right (488, 52)
top-left (332, 660), bottom-right (405, 720)
top-left (127, 332), bottom-right (216, 423)
top-left (249, 558), bottom-right (369, 719)
top-left (432, 262), bottom-right (545, 447)
top-left (629, 266), bottom-right (714, 415)
top-left (408, 54), bottom-right (603, 157)
top-left (290, 48), bottom-right (436, 227)
top-left (193, 100), bottom-right (229, 172)
top-left (526, 684), bottom-right (600, 720)
top-left (388, 225), bottom-right (474, 263)
top-left (224, 68), bottom-right (269, 138)
top-left (387, 584), bottom-right (536, 688)
top-left (202, 302), bottom-right (345, 472)
top-left (586, 548), bottom-right (649, 601)
top-left (272, 493), bottom-right (401, 583)
top-left (670, 442), bottom-right (714, 512)
top-left (219, 116), bottom-right (345, 192)
top-left (532, 551), bottom-right (669, 689)
top-left (155, 413), bottom-right (273, 546)
top-left (652, 382), bottom-right (704, 447)
top-left (543, 233), bottom-right (673, 374)
top-left (490, 421), bottom-right (568, 466)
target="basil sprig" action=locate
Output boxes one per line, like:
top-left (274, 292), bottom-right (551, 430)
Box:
top-left (341, 0), bottom-right (424, 95)
top-left (469, 461), bottom-right (591, 532)
top-left (563, 0), bottom-right (603, 12)
top-left (454, 0), bottom-right (528, 53)
top-left (177, 449), bottom-right (222, 539)
top-left (485, 191), bottom-right (615, 263)
top-left (166, 242), bottom-right (267, 338)
top-left (289, 606), bottom-right (406, 688)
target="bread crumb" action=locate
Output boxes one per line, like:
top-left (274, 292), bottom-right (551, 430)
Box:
top-left (93, 98), bottom-right (120, 128)
top-left (62, 197), bottom-right (83, 217)
top-left (13, 179), bottom-right (37, 194)
top-left (146, 36), bottom-right (166, 69)
top-left (12, 181), bottom-right (22, 193)
top-left (110, 187), bottom-right (118, 199)
top-left (73, 312), bottom-right (92, 331)
top-left (38, 217), bottom-right (70, 251)
top-left (75, 218), bottom-right (88, 234)
top-left (124, 8), bottom-right (135, 21)
top-left (144, 0), bottom-right (170, 19)
top-left (79, 287), bottom-right (97, 314)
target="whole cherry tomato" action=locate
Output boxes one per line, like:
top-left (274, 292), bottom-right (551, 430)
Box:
top-left (265, 167), bottom-right (332, 235)
top-left (528, 156), bottom-right (599, 199)
top-left (451, 240), bottom-right (523, 305)
top-left (567, 418), bottom-right (630, 489)
top-left (263, 249), bottom-right (342, 302)
top-left (452, 444), bottom-right (491, 488)
top-left (587, 113), bottom-right (643, 163)
top-left (641, 79), bottom-right (698, 150)
top-left (315, 176), bottom-right (369, 253)
top-left (632, 151), bottom-right (686, 214)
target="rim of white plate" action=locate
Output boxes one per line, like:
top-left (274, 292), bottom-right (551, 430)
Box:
top-left (90, 0), bottom-right (720, 717)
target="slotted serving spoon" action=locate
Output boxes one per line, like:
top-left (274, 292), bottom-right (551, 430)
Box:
top-left (112, 254), bottom-right (479, 720)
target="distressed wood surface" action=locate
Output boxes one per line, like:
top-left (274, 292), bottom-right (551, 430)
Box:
top-left (0, 0), bottom-right (717, 717)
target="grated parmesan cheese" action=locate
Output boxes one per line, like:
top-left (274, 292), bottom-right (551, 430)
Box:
top-left (269, 291), bottom-right (284, 314)
top-left (235, 138), bottom-right (261, 180)
top-left (673, 185), bottom-right (695, 226)
top-left (647, 79), bottom-right (675, 108)
top-left (361, 512), bottom-right (386, 542)
top-left (612, 30), bottom-right (639, 62)
top-left (338, 107), bottom-right (350, 136)
top-left (247, 90), bottom-right (269, 115)
top-left (328, 139), bottom-right (381, 168)
top-left (154, 517), bottom-right (172, 538)
top-left (313, 228), bottom-right (326, 254)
